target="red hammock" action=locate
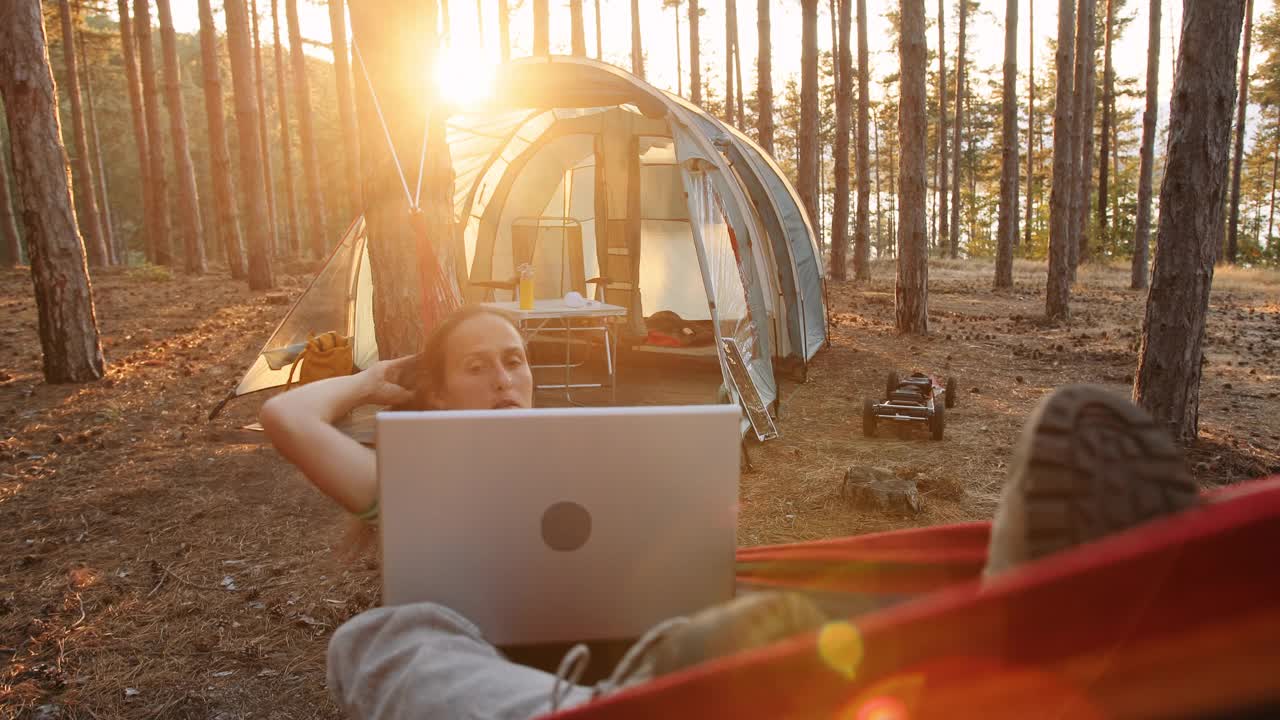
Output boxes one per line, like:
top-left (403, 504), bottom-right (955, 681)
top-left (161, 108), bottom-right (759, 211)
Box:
top-left (546, 476), bottom-right (1280, 719)
top-left (407, 208), bottom-right (462, 333)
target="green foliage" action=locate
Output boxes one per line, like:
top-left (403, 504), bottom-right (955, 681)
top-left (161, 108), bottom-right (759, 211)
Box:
top-left (127, 262), bottom-right (174, 282)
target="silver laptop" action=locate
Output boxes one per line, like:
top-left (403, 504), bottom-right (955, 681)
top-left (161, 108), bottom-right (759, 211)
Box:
top-left (376, 404), bottom-right (740, 646)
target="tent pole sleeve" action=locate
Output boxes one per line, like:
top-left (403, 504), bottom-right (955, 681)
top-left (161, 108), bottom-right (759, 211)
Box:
top-left (680, 164), bottom-right (759, 440)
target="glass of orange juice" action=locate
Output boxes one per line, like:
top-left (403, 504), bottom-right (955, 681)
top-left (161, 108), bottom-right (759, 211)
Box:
top-left (517, 264), bottom-right (535, 310)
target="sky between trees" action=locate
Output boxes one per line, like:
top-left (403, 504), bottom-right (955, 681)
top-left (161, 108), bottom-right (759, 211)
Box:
top-left (164, 0), bottom-right (1273, 150)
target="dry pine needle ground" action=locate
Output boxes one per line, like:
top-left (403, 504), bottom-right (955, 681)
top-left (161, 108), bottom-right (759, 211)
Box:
top-left (1, 259), bottom-right (1277, 718)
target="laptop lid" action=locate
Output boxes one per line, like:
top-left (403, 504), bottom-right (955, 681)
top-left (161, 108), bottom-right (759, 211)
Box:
top-left (377, 404), bottom-right (740, 646)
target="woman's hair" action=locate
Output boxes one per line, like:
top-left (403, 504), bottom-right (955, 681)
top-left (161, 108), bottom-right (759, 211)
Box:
top-left (398, 304), bottom-right (523, 410)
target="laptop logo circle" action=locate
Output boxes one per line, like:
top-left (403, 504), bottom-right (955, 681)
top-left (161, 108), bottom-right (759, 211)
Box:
top-left (541, 501), bottom-right (592, 552)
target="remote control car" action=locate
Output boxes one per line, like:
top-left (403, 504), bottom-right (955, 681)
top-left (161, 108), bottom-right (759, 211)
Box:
top-left (862, 371), bottom-right (958, 441)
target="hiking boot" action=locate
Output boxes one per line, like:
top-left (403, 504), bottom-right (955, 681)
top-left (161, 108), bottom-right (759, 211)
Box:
top-left (634, 591), bottom-right (829, 679)
top-left (985, 385), bottom-right (1199, 576)
top-left (550, 592), bottom-right (827, 711)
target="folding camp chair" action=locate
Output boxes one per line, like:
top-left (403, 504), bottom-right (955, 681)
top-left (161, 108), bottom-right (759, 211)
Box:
top-left (544, 476), bottom-right (1280, 719)
top-left (471, 217), bottom-right (613, 303)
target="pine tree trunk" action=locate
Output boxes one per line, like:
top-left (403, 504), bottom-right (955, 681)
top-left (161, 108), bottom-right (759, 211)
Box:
top-left (1131, 0), bottom-right (1160, 290)
top-left (897, 0), bottom-right (928, 333)
top-left (441, 0), bottom-right (451, 41)
top-left (756, 0), bottom-right (774, 154)
top-left (676, 8), bottom-right (683, 96)
top-left (853, 0), bottom-right (871, 280)
top-left (995, 0), bottom-right (1018, 288)
top-left (1024, 0), bottom-right (1034, 253)
top-left (1071, 0), bottom-right (1097, 271)
top-left (733, 9), bottom-right (745, 125)
top-left (1268, 131), bottom-right (1277, 241)
top-left (287, 0), bottom-right (329, 257)
top-left (968, 107), bottom-right (979, 244)
top-left (134, 0), bottom-right (172, 266)
top-left (1046, 0), bottom-right (1077, 320)
top-left (500, 0), bottom-right (511, 63)
top-left (0, 129), bottom-right (22, 267)
top-left (1134, 0), bottom-right (1245, 442)
top-left (690, 0), bottom-right (702, 105)
top-left (272, 0), bottom-right (301, 255)
top-left (225, 0), bottom-right (275, 290)
top-left (874, 110), bottom-right (882, 254)
top-left (831, 0), bottom-right (852, 280)
top-left (330, 0), bottom-right (362, 220)
top-left (888, 110), bottom-right (897, 254)
top-left (631, 0), bottom-right (644, 77)
top-left (350, 0), bottom-right (445, 357)
top-left (798, 0), bottom-right (819, 227)
top-left (79, 31), bottom-right (116, 264)
top-left (726, 0), bottom-right (737, 122)
top-left (1098, 0), bottom-right (1115, 251)
top-left (0, 0), bottom-right (104, 382)
top-left (156, 0), bottom-right (207, 274)
top-left (595, 0), bottom-right (603, 59)
top-left (1226, 0), bottom-right (1254, 264)
top-left (57, 0), bottom-right (108, 268)
top-left (948, 0), bottom-right (966, 259)
top-left (533, 0), bottom-right (549, 56)
top-left (250, 0), bottom-right (279, 255)
top-left (936, 0), bottom-right (949, 258)
top-left (1112, 98), bottom-right (1120, 228)
top-left (198, 0), bottom-right (246, 279)
top-left (830, 0), bottom-right (838, 108)
top-left (818, 140), bottom-right (826, 251)
top-left (117, 0), bottom-right (151, 264)
top-left (570, 0), bottom-right (586, 56)
top-left (931, 98), bottom-right (942, 251)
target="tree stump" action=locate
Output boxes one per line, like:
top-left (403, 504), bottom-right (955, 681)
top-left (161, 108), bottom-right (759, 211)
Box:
top-left (840, 467), bottom-right (923, 515)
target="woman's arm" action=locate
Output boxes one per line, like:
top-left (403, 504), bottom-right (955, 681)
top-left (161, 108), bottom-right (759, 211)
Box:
top-left (259, 357), bottom-right (415, 514)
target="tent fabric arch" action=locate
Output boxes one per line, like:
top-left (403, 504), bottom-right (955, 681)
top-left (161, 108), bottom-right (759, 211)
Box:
top-left (657, 92), bottom-right (828, 365)
top-left (722, 126), bottom-right (828, 362)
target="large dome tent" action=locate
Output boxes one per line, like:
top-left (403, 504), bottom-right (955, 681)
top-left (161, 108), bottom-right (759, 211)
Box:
top-left (212, 56), bottom-right (827, 440)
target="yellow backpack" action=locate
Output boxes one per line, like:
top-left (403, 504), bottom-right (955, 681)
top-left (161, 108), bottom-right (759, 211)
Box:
top-left (286, 331), bottom-right (355, 388)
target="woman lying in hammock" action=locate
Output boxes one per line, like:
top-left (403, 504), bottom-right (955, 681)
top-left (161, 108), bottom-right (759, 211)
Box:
top-left (260, 306), bottom-right (1199, 720)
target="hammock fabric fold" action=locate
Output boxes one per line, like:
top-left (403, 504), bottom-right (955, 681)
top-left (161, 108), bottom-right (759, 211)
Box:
top-left (546, 476), bottom-right (1280, 719)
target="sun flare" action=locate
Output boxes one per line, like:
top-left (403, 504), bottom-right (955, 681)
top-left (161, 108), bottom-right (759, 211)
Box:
top-left (434, 45), bottom-right (496, 106)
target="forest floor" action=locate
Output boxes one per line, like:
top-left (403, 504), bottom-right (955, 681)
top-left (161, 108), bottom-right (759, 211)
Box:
top-left (2, 258), bottom-right (1278, 719)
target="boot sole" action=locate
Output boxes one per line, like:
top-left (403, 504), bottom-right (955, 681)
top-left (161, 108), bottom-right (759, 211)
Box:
top-left (988, 385), bottom-right (1198, 573)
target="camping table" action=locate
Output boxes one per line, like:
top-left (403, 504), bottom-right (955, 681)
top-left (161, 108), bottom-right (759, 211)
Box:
top-left (482, 299), bottom-right (627, 403)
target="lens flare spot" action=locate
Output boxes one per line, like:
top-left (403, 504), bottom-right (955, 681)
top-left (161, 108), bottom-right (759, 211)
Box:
top-left (817, 621), bottom-right (864, 679)
top-left (854, 695), bottom-right (909, 720)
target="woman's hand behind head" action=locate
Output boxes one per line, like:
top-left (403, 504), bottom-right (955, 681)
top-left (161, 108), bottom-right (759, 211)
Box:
top-left (360, 356), bottom-right (417, 407)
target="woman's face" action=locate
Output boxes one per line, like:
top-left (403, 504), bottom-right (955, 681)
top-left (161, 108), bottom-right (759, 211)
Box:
top-left (431, 313), bottom-right (534, 410)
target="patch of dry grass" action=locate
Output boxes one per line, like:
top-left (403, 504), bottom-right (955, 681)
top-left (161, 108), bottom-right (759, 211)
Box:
top-left (1213, 263), bottom-right (1280, 291)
